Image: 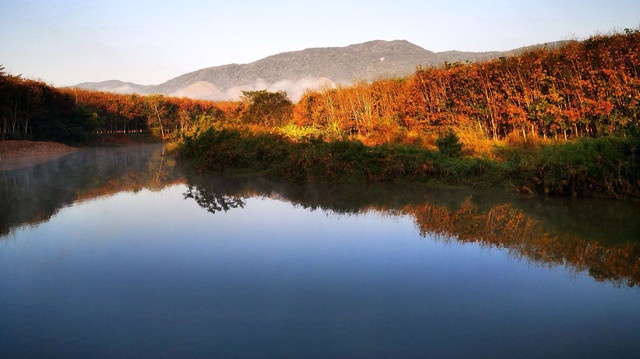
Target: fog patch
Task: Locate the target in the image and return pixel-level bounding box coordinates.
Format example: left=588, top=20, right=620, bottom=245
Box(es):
left=266, top=77, right=336, bottom=101
left=170, top=77, right=337, bottom=102
left=97, top=84, right=140, bottom=94
left=170, top=81, right=224, bottom=100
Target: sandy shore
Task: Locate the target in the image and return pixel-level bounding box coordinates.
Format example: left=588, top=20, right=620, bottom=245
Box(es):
left=0, top=140, right=79, bottom=171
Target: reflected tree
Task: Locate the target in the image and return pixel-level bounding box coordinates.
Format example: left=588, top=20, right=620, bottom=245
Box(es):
left=404, top=197, right=640, bottom=287
left=183, top=185, right=246, bottom=214
left=0, top=145, right=181, bottom=236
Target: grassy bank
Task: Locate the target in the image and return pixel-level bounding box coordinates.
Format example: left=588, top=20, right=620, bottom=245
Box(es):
left=178, top=127, right=640, bottom=200
left=497, top=134, right=640, bottom=199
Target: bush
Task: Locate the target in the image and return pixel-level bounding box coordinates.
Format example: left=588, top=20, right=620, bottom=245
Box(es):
left=436, top=130, right=463, bottom=157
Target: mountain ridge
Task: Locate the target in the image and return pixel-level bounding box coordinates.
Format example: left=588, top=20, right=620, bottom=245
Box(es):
left=76, top=39, right=569, bottom=101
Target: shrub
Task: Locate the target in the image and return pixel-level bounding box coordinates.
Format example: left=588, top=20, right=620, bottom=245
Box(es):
left=436, top=130, right=463, bottom=157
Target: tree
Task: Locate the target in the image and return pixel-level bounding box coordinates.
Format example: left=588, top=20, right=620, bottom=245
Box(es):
left=436, top=130, right=463, bottom=157
left=145, top=94, right=172, bottom=138
left=239, top=90, right=292, bottom=127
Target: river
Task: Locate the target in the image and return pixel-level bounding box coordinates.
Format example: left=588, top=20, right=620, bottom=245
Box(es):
left=1, top=145, right=639, bottom=358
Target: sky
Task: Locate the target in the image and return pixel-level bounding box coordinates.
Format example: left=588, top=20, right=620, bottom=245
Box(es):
left=1, top=0, right=638, bottom=87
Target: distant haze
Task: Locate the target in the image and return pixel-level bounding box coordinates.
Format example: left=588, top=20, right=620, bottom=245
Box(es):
left=75, top=39, right=568, bottom=101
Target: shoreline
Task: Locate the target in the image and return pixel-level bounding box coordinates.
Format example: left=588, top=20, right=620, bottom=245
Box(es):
left=0, top=140, right=80, bottom=171
left=179, top=127, right=640, bottom=201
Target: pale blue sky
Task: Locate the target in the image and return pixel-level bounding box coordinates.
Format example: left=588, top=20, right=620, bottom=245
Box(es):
left=1, top=0, right=638, bottom=86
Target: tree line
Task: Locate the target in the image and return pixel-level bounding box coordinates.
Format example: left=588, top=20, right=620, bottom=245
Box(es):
left=0, top=67, right=236, bottom=143
left=68, top=90, right=236, bottom=140
left=0, top=67, right=288, bottom=144
left=291, top=29, right=640, bottom=144
left=0, top=66, right=92, bottom=143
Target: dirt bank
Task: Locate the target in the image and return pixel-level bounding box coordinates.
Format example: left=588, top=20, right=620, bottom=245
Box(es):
left=0, top=140, right=79, bottom=171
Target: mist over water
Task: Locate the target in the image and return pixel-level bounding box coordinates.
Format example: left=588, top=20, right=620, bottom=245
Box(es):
left=0, top=144, right=177, bottom=236
left=1, top=145, right=639, bottom=357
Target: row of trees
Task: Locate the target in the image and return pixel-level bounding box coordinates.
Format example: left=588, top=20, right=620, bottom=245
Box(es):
left=292, top=29, right=640, bottom=143
left=67, top=89, right=235, bottom=140
left=67, top=89, right=292, bottom=141
left=0, top=66, right=93, bottom=143
left=0, top=68, right=293, bottom=144
left=0, top=67, right=236, bottom=143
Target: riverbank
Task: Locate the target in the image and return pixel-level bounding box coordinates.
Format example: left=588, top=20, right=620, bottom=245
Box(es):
left=179, top=127, right=640, bottom=200
left=0, top=140, right=79, bottom=159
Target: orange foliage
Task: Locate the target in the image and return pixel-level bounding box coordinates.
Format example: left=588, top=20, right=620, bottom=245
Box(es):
left=59, top=88, right=240, bottom=140
left=292, top=30, right=640, bottom=144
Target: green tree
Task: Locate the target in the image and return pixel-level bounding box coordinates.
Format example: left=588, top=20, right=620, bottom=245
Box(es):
left=240, top=90, right=292, bottom=127
left=436, top=130, right=463, bottom=157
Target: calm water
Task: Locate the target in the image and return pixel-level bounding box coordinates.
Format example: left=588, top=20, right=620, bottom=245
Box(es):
left=1, top=145, right=639, bottom=358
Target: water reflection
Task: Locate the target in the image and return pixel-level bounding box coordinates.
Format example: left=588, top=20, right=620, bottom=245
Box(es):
left=183, top=185, right=245, bottom=214
left=0, top=144, right=181, bottom=235
left=1, top=145, right=639, bottom=287
left=405, top=198, right=640, bottom=287
left=182, top=171, right=640, bottom=287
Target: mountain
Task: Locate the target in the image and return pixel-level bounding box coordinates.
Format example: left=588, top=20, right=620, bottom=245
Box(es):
left=75, top=40, right=569, bottom=101
left=74, top=80, right=152, bottom=94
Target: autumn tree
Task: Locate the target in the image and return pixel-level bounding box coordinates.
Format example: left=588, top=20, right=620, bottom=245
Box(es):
left=145, top=94, right=174, bottom=139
